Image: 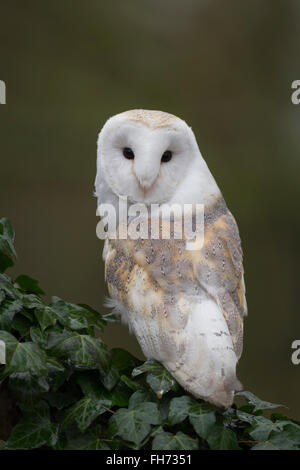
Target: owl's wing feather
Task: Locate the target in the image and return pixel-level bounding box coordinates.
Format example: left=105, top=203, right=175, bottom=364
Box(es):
left=191, top=206, right=247, bottom=359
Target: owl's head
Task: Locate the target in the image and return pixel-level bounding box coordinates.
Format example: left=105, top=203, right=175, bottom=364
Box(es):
left=95, top=110, right=220, bottom=206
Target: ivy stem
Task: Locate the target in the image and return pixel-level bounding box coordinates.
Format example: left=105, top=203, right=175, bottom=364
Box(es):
left=238, top=440, right=260, bottom=444
left=18, top=330, right=30, bottom=342
left=101, top=405, right=115, bottom=414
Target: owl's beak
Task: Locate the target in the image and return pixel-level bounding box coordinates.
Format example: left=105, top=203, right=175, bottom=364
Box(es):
left=133, top=163, right=159, bottom=192
left=135, top=174, right=156, bottom=191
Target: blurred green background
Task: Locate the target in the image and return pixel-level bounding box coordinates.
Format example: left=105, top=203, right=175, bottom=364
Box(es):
left=0, top=0, right=299, bottom=417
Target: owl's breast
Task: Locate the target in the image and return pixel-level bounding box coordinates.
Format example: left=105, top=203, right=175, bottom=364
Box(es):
left=104, top=233, right=202, bottom=329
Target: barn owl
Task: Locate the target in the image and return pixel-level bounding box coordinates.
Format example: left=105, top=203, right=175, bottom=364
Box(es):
left=95, top=110, right=247, bottom=407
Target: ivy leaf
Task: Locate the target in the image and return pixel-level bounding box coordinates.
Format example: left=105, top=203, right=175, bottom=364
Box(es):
left=152, top=431, right=199, bottom=450
left=248, top=416, right=288, bottom=441
left=9, top=372, right=49, bottom=405
left=65, top=426, right=111, bottom=450
left=77, top=303, right=107, bottom=331
left=110, top=402, right=160, bottom=446
left=109, top=380, right=133, bottom=407
left=5, top=401, right=58, bottom=449
left=6, top=341, right=47, bottom=375
left=0, top=218, right=16, bottom=272
left=14, top=275, right=45, bottom=295
left=30, top=326, right=48, bottom=349
left=102, top=312, right=120, bottom=323
left=0, top=299, right=23, bottom=331
left=45, top=388, right=80, bottom=410
left=237, top=391, right=284, bottom=412
left=46, top=357, right=67, bottom=391
left=252, top=426, right=300, bottom=450
left=20, top=293, right=43, bottom=309
left=168, top=395, right=216, bottom=439
left=188, top=401, right=216, bottom=440
left=207, top=425, right=240, bottom=450
left=49, top=297, right=104, bottom=332
left=76, top=371, right=105, bottom=399
left=47, top=331, right=110, bottom=372
left=128, top=390, right=157, bottom=408
left=236, top=410, right=256, bottom=424
left=76, top=371, right=132, bottom=407
left=120, top=374, right=145, bottom=391
left=168, top=395, right=194, bottom=425
left=34, top=306, right=57, bottom=332
left=0, top=273, right=21, bottom=300
left=132, top=360, right=178, bottom=397
left=100, top=364, right=120, bottom=391
left=111, top=348, right=141, bottom=374
left=49, top=297, right=89, bottom=330
left=99, top=348, right=141, bottom=391
left=62, top=396, right=112, bottom=432
left=11, top=312, right=33, bottom=336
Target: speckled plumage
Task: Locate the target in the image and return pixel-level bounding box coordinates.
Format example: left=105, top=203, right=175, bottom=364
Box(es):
left=104, top=197, right=246, bottom=406
left=96, top=110, right=247, bottom=407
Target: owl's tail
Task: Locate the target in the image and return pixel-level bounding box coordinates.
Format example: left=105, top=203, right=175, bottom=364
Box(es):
left=163, top=298, right=242, bottom=408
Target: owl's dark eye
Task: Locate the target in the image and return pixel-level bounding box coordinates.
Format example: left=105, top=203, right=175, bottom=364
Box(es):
left=123, top=147, right=135, bottom=160
left=161, top=150, right=172, bottom=163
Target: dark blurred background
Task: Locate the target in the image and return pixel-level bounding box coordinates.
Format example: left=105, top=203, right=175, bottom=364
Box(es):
left=0, top=0, right=299, bottom=417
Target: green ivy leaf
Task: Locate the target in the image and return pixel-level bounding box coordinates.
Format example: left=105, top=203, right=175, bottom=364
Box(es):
left=5, top=401, right=58, bottom=449
left=120, top=374, right=145, bottom=391
left=20, top=293, right=43, bottom=309
left=207, top=425, right=240, bottom=450
left=132, top=360, right=178, bottom=397
left=152, top=431, right=199, bottom=450
left=11, top=312, right=33, bottom=336
left=49, top=297, right=89, bottom=330
left=50, top=297, right=104, bottom=332
left=14, top=275, right=45, bottom=295
left=110, top=401, right=160, bottom=446
left=102, top=312, right=120, bottom=323
left=109, top=380, right=133, bottom=407
left=65, top=426, right=111, bottom=450
left=0, top=218, right=16, bottom=272
left=111, top=348, right=141, bottom=374
left=47, top=331, right=110, bottom=372
left=128, top=390, right=156, bottom=408
left=189, top=401, right=216, bottom=440
left=252, top=425, right=300, bottom=450
left=76, top=371, right=105, bottom=399
left=77, top=303, right=107, bottom=331
left=236, top=410, right=256, bottom=424
left=237, top=391, right=284, bottom=412
left=0, top=299, right=23, bottom=331
left=168, top=395, right=194, bottom=425
left=46, top=357, right=67, bottom=391
left=62, top=396, right=112, bottom=432
left=76, top=371, right=132, bottom=407
left=30, top=326, right=48, bottom=349
left=0, top=273, right=21, bottom=300
left=248, top=416, right=292, bottom=441
left=99, top=348, right=141, bottom=391
left=45, top=388, right=80, bottom=410
left=6, top=341, right=47, bottom=375
left=9, top=371, right=49, bottom=405
left=168, top=396, right=216, bottom=439
left=34, top=306, right=57, bottom=332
